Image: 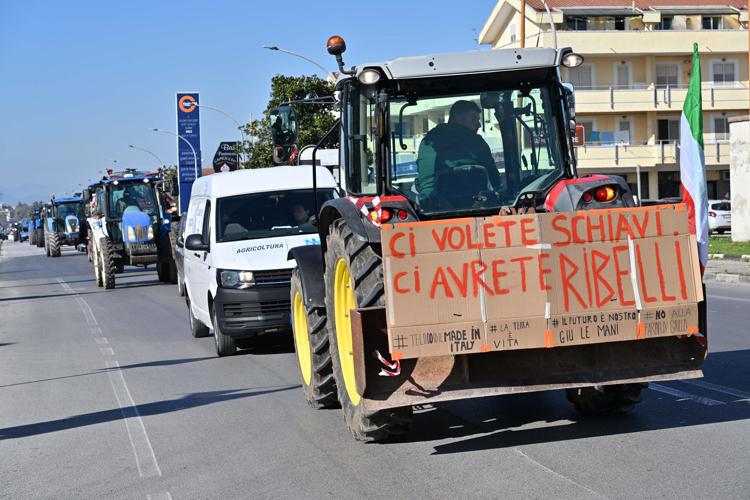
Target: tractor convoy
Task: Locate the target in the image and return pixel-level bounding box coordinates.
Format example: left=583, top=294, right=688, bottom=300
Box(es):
left=25, top=37, right=708, bottom=443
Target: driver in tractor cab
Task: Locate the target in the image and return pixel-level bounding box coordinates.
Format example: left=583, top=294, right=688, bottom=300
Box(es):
left=416, top=100, right=504, bottom=208
left=116, top=187, right=142, bottom=216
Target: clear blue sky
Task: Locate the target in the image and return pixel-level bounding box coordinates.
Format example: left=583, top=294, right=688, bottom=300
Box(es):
left=0, top=0, right=496, bottom=203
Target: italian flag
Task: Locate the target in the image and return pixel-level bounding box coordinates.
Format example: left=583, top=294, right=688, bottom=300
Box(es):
left=679, top=42, right=709, bottom=270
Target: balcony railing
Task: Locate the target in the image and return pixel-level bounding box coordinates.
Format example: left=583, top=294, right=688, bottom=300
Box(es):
left=576, top=140, right=730, bottom=168
left=572, top=82, right=748, bottom=112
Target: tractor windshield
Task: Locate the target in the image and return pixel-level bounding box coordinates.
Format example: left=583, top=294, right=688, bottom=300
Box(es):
left=109, top=181, right=159, bottom=219
left=56, top=202, right=83, bottom=224
left=387, top=84, right=565, bottom=214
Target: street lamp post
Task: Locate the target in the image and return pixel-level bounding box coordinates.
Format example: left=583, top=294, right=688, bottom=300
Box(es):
left=129, top=144, right=165, bottom=169
left=152, top=128, right=199, bottom=181
left=262, top=45, right=336, bottom=81
left=185, top=103, right=246, bottom=164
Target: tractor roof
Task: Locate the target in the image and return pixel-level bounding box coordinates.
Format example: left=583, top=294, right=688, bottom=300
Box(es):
left=354, top=47, right=558, bottom=81
left=54, top=197, right=83, bottom=204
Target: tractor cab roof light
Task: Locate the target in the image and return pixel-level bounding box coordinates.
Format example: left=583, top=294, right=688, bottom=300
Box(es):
left=358, top=68, right=381, bottom=85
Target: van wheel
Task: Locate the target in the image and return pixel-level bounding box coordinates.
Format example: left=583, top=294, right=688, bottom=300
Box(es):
left=566, top=383, right=646, bottom=415
left=212, top=306, right=236, bottom=356
left=187, top=294, right=210, bottom=338
left=325, top=218, right=412, bottom=441
left=291, top=269, right=339, bottom=409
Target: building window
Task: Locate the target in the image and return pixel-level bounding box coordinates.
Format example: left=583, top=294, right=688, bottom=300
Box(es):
left=702, top=16, right=723, bottom=30
left=713, top=116, right=729, bottom=141
left=659, top=16, right=673, bottom=30
left=628, top=172, right=650, bottom=200
left=658, top=172, right=681, bottom=199
left=711, top=60, right=736, bottom=86
left=655, top=63, right=680, bottom=88
left=657, top=118, right=680, bottom=142
left=616, top=118, right=631, bottom=144
left=614, top=61, right=631, bottom=89
left=565, top=16, right=587, bottom=31
left=566, top=63, right=594, bottom=89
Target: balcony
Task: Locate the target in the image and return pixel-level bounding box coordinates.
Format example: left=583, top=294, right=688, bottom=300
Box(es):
left=574, top=83, right=748, bottom=113
left=576, top=140, right=730, bottom=169
left=544, top=29, right=748, bottom=56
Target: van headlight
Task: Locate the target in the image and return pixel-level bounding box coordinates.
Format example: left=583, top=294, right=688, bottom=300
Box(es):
left=217, top=269, right=255, bottom=289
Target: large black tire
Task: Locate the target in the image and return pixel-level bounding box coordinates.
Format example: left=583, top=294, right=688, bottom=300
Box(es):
left=29, top=228, right=36, bottom=246
left=93, top=247, right=103, bottom=287
left=36, top=230, right=44, bottom=248
left=168, top=260, right=178, bottom=285
left=212, top=306, right=236, bottom=356
left=566, top=383, right=646, bottom=415
left=187, top=294, right=210, bottom=338
left=101, top=238, right=116, bottom=289
left=290, top=269, right=339, bottom=409
left=48, top=233, right=61, bottom=257
left=44, top=232, right=50, bottom=256
left=324, top=218, right=412, bottom=441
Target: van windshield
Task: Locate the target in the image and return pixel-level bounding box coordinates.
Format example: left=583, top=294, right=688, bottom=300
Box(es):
left=216, top=188, right=337, bottom=243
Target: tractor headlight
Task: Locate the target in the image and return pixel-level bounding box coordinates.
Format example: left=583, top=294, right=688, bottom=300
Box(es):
left=147, top=225, right=154, bottom=240
left=127, top=226, right=136, bottom=240
left=217, top=269, right=255, bottom=289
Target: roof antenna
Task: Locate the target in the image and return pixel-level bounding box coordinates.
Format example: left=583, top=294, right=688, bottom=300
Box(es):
left=539, top=0, right=557, bottom=50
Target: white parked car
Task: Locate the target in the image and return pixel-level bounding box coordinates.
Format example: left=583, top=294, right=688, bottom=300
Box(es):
left=183, top=166, right=338, bottom=356
left=708, top=200, right=731, bottom=234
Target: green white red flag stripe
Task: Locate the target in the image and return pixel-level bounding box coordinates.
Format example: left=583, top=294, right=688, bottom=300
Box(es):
left=679, top=42, right=708, bottom=269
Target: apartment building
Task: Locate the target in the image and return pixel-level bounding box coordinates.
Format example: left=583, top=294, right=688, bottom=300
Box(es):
left=479, top=0, right=749, bottom=200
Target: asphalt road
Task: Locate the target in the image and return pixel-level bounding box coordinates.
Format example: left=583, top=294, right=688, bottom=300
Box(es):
left=1, top=240, right=749, bottom=499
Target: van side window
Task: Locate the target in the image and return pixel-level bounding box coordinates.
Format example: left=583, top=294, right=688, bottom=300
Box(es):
left=202, top=201, right=211, bottom=244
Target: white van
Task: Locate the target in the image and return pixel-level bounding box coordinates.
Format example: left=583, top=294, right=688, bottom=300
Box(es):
left=183, top=166, right=338, bottom=356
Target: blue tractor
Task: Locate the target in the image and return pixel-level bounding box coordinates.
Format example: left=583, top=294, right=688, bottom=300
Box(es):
left=85, top=170, right=176, bottom=289
left=44, top=196, right=85, bottom=257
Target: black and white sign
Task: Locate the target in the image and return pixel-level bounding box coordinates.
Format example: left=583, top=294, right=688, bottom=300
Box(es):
left=212, top=142, right=239, bottom=173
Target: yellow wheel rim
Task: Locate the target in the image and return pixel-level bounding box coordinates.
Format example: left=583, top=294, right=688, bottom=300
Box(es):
left=293, top=291, right=312, bottom=386
left=333, top=258, right=361, bottom=406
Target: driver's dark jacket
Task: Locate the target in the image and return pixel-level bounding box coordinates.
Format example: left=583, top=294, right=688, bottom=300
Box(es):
left=416, top=122, right=501, bottom=198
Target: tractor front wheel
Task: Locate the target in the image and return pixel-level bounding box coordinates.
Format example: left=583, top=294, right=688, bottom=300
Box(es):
left=291, top=269, right=338, bottom=409
left=324, top=218, right=412, bottom=441
left=48, top=233, right=61, bottom=257
left=101, top=238, right=116, bottom=289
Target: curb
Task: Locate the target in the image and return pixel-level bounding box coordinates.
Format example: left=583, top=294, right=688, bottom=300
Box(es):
left=708, top=253, right=750, bottom=262
left=704, top=272, right=750, bottom=284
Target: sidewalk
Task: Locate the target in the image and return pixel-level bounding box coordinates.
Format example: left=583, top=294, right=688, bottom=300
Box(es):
left=705, top=258, right=750, bottom=284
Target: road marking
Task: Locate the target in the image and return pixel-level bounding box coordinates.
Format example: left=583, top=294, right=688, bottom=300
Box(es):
left=649, top=383, right=725, bottom=406
left=708, top=294, right=750, bottom=303
left=514, top=449, right=604, bottom=498
left=94, top=337, right=109, bottom=345
left=147, top=492, right=173, bottom=500
left=57, top=277, right=162, bottom=479
left=681, top=379, right=750, bottom=401
left=105, top=360, right=162, bottom=478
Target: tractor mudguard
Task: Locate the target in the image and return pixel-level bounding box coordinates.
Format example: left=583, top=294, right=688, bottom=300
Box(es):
left=288, top=245, right=326, bottom=309
left=545, top=174, right=635, bottom=212
left=318, top=198, right=380, bottom=253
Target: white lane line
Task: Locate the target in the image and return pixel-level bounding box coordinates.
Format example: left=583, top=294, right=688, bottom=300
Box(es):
left=147, top=492, right=173, bottom=500
left=90, top=327, right=102, bottom=335
left=681, top=379, right=750, bottom=402
left=105, top=360, right=162, bottom=478
left=708, top=294, right=750, bottom=303
left=649, top=383, right=725, bottom=406
left=94, top=337, right=109, bottom=345
left=514, top=449, right=604, bottom=498
left=57, top=277, right=162, bottom=479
